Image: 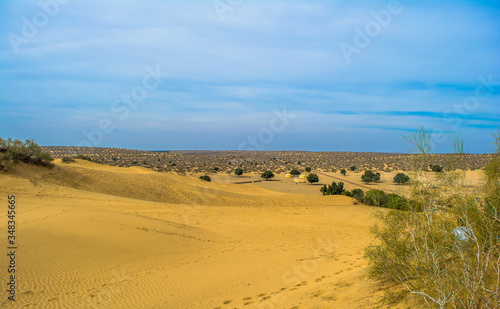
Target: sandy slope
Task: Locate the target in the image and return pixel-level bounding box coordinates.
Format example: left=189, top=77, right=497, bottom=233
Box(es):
left=0, top=160, right=387, bottom=308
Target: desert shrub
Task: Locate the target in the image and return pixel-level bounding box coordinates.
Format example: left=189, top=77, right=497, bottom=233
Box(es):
left=365, top=127, right=500, bottom=308
left=305, top=167, right=311, bottom=172
left=0, top=138, right=53, bottom=171
left=342, top=190, right=353, bottom=197
left=307, top=173, right=319, bottom=184
left=320, top=181, right=345, bottom=195
left=290, top=169, right=301, bottom=176
left=74, top=154, right=92, bottom=161
left=386, top=193, right=414, bottom=211
left=199, top=175, right=211, bottom=182
left=341, top=168, right=346, bottom=176
left=350, top=165, right=357, bottom=171
left=430, top=164, right=444, bottom=172
left=261, top=170, right=274, bottom=180
left=393, top=172, right=410, bottom=184
left=234, top=167, right=243, bottom=176
left=351, top=188, right=364, bottom=201
left=61, top=156, right=75, bottom=163
left=363, top=189, right=389, bottom=207
left=361, top=170, right=381, bottom=183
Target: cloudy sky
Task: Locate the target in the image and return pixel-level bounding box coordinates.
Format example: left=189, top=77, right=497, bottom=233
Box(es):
left=1, top=0, right=499, bottom=153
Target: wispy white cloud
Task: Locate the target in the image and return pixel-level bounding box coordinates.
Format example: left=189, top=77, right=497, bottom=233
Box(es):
left=0, top=0, right=499, bottom=152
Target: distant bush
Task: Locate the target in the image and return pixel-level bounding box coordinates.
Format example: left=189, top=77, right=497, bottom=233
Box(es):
left=234, top=167, right=243, bottom=176
left=430, top=164, right=444, bottom=172
left=0, top=138, right=53, bottom=171
left=362, top=189, right=389, bottom=207
left=74, top=154, right=92, bottom=161
left=350, top=165, right=357, bottom=171
left=341, top=168, right=346, bottom=176
left=199, top=175, right=211, bottom=182
left=305, top=167, right=311, bottom=172
left=306, top=173, right=319, bottom=184
left=320, top=181, right=345, bottom=195
left=393, top=172, right=410, bottom=184
left=290, top=169, right=301, bottom=176
left=261, top=170, right=274, bottom=180
left=61, top=156, right=75, bottom=163
left=351, top=188, right=364, bottom=201
left=361, top=170, right=381, bottom=183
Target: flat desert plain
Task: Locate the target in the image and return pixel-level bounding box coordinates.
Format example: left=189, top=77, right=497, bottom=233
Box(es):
left=1, top=160, right=408, bottom=308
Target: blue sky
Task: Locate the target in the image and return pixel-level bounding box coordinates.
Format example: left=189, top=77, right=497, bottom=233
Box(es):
left=1, top=0, right=499, bottom=153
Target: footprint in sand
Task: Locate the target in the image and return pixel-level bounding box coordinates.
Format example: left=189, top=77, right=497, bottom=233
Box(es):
left=311, top=290, right=325, bottom=298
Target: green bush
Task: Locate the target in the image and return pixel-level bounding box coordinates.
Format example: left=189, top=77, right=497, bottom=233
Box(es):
left=234, top=167, right=243, bottom=176
left=342, top=190, right=353, bottom=197
left=361, top=171, right=381, bottom=183
left=290, top=169, right=301, bottom=176
left=386, top=193, right=411, bottom=211
left=306, top=173, right=319, bottom=184
left=0, top=138, right=53, bottom=171
left=393, top=172, right=410, bottom=184
left=351, top=188, right=364, bottom=201
left=341, top=168, right=346, bottom=176
left=320, top=181, right=345, bottom=195
left=430, top=164, right=444, bottom=172
left=61, top=156, right=75, bottom=163
left=261, top=170, right=274, bottom=180
left=199, top=175, right=211, bottom=182
left=73, top=154, right=92, bottom=161
left=305, top=167, right=311, bottom=172
left=362, top=189, right=389, bottom=207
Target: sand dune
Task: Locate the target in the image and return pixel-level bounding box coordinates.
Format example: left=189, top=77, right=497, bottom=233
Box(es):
left=0, top=160, right=388, bottom=308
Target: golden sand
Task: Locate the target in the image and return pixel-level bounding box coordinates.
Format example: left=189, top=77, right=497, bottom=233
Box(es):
left=0, top=160, right=389, bottom=308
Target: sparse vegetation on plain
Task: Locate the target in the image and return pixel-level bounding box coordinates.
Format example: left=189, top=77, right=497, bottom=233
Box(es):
left=40, top=146, right=492, bottom=176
